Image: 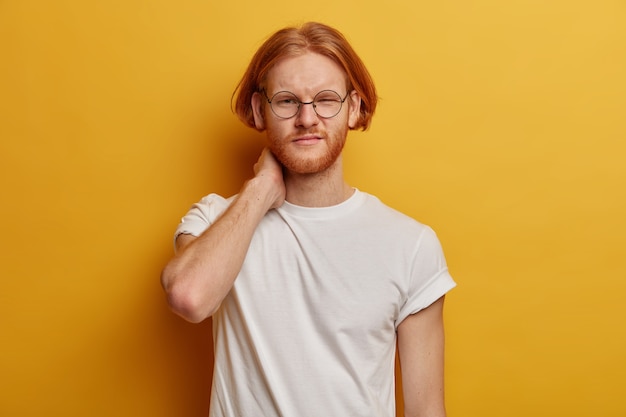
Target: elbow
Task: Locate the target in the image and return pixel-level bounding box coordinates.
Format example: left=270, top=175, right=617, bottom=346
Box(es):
left=165, top=289, right=210, bottom=324
left=160, top=266, right=216, bottom=323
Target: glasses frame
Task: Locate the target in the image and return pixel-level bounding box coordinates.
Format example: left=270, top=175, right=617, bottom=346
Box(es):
left=262, top=89, right=350, bottom=119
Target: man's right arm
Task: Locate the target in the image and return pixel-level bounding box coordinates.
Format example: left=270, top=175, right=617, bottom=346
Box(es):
left=160, top=149, right=285, bottom=323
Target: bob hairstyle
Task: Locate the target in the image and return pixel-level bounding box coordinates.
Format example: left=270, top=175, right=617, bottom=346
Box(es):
left=233, top=22, right=377, bottom=131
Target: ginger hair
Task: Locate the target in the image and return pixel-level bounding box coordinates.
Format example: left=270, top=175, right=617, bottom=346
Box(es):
left=233, top=22, right=377, bottom=131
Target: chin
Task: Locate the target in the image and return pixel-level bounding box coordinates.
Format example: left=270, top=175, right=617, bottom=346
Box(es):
left=279, top=157, right=329, bottom=175
left=276, top=145, right=344, bottom=175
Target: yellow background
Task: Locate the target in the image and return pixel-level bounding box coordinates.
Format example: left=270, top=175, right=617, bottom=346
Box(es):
left=2, top=1, right=625, bottom=416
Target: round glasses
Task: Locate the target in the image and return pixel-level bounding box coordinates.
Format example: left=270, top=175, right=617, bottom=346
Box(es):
left=263, top=90, right=350, bottom=119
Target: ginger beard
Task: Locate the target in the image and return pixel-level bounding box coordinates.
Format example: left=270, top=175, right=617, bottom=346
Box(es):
left=265, top=123, right=349, bottom=175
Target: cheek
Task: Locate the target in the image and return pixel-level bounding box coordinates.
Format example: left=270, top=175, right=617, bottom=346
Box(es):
left=264, top=120, right=286, bottom=142
left=264, top=124, right=290, bottom=154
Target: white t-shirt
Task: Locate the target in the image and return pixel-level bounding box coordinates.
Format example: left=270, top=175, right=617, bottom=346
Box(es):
left=175, top=189, right=456, bottom=417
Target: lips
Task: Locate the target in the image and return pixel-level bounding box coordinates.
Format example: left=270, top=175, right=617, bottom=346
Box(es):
left=293, top=134, right=323, bottom=145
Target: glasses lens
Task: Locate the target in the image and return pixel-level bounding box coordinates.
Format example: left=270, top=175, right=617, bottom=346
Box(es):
left=270, top=92, right=300, bottom=118
left=313, top=90, right=343, bottom=118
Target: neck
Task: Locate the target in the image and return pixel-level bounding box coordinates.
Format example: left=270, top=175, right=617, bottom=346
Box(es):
left=283, top=156, right=353, bottom=207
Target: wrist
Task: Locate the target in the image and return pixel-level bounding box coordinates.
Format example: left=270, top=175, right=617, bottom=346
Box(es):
left=243, top=176, right=282, bottom=211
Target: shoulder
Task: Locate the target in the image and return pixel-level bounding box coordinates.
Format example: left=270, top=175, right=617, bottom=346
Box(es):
left=174, top=193, right=235, bottom=239
left=359, top=191, right=428, bottom=232
left=357, top=191, right=449, bottom=255
left=189, top=193, right=234, bottom=222
left=196, top=192, right=233, bottom=208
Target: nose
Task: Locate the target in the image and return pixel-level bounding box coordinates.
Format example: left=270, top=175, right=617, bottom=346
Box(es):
left=295, top=102, right=319, bottom=128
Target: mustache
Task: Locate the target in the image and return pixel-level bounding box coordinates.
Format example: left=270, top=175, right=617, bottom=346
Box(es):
left=290, top=129, right=325, bottom=139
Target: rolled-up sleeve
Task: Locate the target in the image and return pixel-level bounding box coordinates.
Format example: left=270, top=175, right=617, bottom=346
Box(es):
left=173, top=193, right=233, bottom=246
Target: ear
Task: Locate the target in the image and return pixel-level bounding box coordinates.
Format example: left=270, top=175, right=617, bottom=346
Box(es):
left=251, top=92, right=266, bottom=131
left=347, top=90, right=362, bottom=129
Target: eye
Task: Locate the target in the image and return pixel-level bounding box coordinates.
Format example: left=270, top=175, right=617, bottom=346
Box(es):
left=276, top=98, right=298, bottom=105
left=272, top=93, right=299, bottom=106
left=314, top=91, right=342, bottom=103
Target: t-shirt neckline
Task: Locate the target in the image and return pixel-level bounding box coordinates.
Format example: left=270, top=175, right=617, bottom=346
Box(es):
left=278, top=188, right=365, bottom=219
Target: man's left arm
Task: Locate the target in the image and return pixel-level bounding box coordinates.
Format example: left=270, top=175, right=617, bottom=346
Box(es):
left=397, top=296, right=447, bottom=417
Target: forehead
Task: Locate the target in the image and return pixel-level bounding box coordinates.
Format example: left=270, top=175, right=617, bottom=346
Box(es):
left=265, top=52, right=348, bottom=95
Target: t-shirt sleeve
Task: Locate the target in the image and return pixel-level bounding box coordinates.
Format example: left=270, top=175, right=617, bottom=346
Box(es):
left=173, top=193, right=232, bottom=246
left=396, top=225, right=456, bottom=327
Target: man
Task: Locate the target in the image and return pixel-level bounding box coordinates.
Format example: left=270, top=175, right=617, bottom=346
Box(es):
left=161, top=22, right=456, bottom=417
